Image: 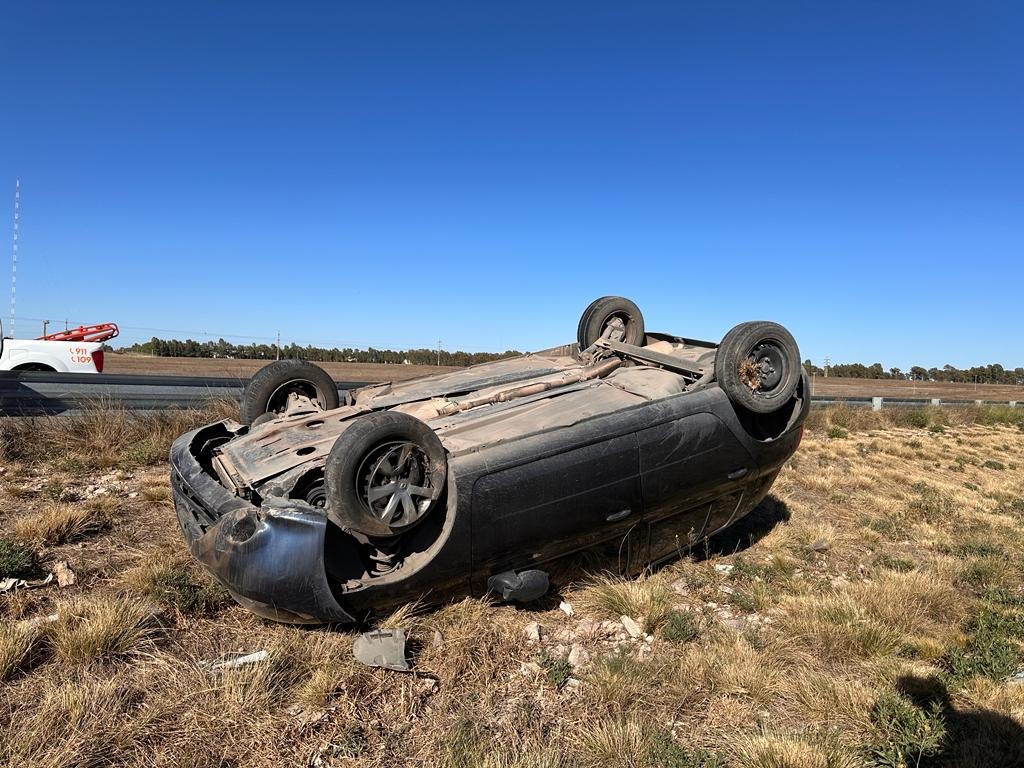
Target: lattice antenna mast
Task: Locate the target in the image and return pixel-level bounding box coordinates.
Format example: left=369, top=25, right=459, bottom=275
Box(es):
left=10, top=178, right=19, bottom=338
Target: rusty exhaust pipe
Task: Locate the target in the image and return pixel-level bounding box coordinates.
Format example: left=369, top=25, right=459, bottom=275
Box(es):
left=439, top=358, right=621, bottom=416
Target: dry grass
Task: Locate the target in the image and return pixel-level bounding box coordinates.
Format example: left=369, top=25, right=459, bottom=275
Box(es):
left=12, top=502, right=111, bottom=545
left=0, top=400, right=238, bottom=469
left=731, top=731, right=861, bottom=768
left=573, top=573, right=674, bottom=633
left=50, top=596, right=157, bottom=665
left=0, top=402, right=1022, bottom=766
left=0, top=622, right=39, bottom=681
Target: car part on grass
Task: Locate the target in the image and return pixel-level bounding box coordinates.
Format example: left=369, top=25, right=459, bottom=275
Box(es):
left=353, top=629, right=410, bottom=671
left=487, top=569, right=550, bottom=603
left=201, top=650, right=270, bottom=673
left=0, top=573, right=53, bottom=592
left=239, top=359, right=340, bottom=425
left=170, top=295, right=810, bottom=625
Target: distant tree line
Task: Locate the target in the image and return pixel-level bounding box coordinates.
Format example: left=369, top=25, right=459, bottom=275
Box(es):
left=115, top=337, right=521, bottom=367
left=803, top=360, right=1024, bottom=385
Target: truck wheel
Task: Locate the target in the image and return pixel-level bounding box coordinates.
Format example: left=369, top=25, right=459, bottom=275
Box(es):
left=715, top=321, right=800, bottom=414
left=577, top=296, right=645, bottom=349
left=325, top=411, right=447, bottom=538
left=240, top=360, right=339, bottom=425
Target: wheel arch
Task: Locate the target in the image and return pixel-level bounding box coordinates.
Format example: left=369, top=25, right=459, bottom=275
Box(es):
left=11, top=361, right=60, bottom=372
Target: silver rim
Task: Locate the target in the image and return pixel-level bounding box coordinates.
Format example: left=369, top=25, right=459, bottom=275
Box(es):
left=356, top=441, right=435, bottom=527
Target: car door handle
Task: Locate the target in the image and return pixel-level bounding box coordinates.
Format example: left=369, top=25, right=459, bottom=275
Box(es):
left=606, top=508, right=632, bottom=522
left=727, top=468, right=749, bottom=480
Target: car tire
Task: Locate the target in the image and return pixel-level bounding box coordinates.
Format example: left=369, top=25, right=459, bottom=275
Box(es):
left=577, top=296, right=645, bottom=349
left=325, top=411, right=447, bottom=538
left=240, top=360, right=340, bottom=425
left=576, top=295, right=613, bottom=349
left=715, top=321, right=801, bottom=414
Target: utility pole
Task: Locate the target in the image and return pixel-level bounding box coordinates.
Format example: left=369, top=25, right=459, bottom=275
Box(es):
left=437, top=339, right=442, bottom=367
left=275, top=331, right=281, bottom=360
left=824, top=355, right=830, bottom=378
left=10, top=178, right=19, bottom=338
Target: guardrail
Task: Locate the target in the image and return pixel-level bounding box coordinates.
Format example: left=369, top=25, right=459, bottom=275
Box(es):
left=810, top=395, right=1020, bottom=410
left=0, top=371, right=367, bottom=416
left=0, top=371, right=1020, bottom=416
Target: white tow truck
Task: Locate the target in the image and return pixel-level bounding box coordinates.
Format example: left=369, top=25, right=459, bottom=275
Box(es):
left=0, top=321, right=117, bottom=373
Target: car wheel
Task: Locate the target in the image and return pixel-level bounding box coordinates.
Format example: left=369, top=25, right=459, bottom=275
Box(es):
left=577, top=296, right=645, bottom=349
left=576, top=295, right=613, bottom=349
left=240, top=360, right=340, bottom=425
left=715, top=321, right=801, bottom=414
left=325, top=411, right=447, bottom=538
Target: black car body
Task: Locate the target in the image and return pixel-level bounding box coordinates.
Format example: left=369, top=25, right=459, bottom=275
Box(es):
left=171, top=302, right=809, bottom=624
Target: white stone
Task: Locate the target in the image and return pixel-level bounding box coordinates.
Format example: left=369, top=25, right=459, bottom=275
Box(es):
left=620, top=615, right=643, bottom=639
left=568, top=644, right=590, bottom=669
left=524, top=621, right=543, bottom=643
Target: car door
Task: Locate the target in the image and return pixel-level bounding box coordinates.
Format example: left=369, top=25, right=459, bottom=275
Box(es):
left=637, top=411, right=756, bottom=563
left=470, top=431, right=642, bottom=578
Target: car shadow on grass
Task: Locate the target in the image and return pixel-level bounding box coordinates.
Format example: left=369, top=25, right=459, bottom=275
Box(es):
left=542, top=494, right=792, bottom=602
left=894, top=673, right=1024, bottom=767
left=691, top=493, right=792, bottom=562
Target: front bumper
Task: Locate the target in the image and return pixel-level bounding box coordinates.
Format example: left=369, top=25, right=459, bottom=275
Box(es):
left=170, top=425, right=356, bottom=625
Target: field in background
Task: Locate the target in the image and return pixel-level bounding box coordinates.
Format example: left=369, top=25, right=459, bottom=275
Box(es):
left=104, top=353, right=459, bottom=381
left=811, top=375, right=1024, bottom=402
left=1, top=404, right=1023, bottom=766
left=106, top=354, right=1024, bottom=401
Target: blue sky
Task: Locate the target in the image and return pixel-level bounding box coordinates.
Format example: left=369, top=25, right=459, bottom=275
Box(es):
left=1, top=2, right=1021, bottom=369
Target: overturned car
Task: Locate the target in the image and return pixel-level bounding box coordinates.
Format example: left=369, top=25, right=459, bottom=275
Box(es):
left=170, top=297, right=808, bottom=624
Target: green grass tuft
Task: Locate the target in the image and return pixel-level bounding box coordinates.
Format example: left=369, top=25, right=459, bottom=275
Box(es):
left=945, top=604, right=1024, bottom=684
left=661, top=610, right=700, bottom=644
left=536, top=650, right=573, bottom=690
left=0, top=537, right=43, bottom=579
left=868, top=690, right=946, bottom=768
left=141, top=567, right=229, bottom=616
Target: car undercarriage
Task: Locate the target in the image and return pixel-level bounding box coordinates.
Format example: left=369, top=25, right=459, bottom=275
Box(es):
left=171, top=297, right=808, bottom=624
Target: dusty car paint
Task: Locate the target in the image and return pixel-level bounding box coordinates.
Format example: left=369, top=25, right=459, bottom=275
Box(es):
left=171, top=332, right=809, bottom=624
